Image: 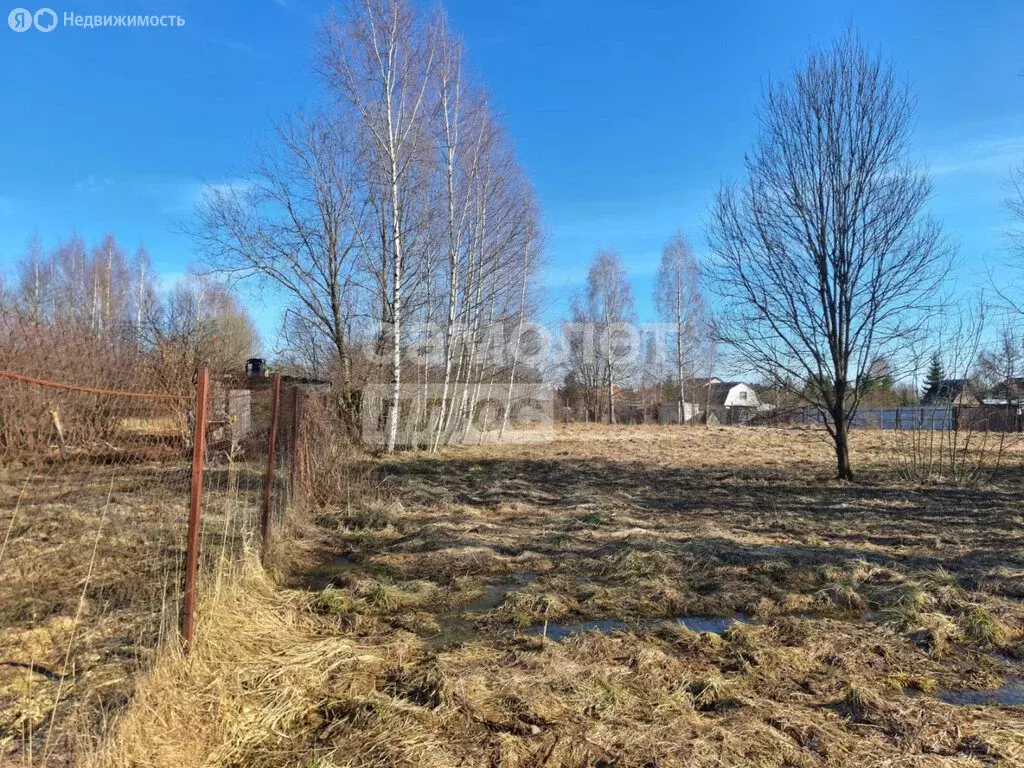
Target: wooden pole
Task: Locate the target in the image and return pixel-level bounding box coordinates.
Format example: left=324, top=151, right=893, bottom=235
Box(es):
left=49, top=408, right=68, bottom=459
left=181, top=368, right=209, bottom=652
left=261, top=372, right=282, bottom=556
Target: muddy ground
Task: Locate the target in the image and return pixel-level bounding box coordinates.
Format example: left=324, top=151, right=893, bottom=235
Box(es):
left=6, top=424, right=1024, bottom=766
left=283, top=425, right=1024, bottom=766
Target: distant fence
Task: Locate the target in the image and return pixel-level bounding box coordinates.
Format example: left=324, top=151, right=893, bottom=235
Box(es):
left=787, top=405, right=1024, bottom=432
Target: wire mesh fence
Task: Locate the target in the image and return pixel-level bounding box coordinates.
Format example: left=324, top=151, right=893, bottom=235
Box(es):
left=0, top=313, right=308, bottom=764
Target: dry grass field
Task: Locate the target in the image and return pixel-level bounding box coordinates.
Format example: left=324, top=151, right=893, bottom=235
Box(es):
left=5, top=424, right=1024, bottom=766
left=0, top=459, right=262, bottom=765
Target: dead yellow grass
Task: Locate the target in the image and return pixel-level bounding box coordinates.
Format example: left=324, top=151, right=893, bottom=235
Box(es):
left=13, top=425, right=1024, bottom=766
left=89, top=558, right=394, bottom=768
left=0, top=460, right=263, bottom=765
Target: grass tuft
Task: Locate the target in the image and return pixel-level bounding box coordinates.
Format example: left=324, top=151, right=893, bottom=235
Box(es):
left=840, top=684, right=884, bottom=723
left=88, top=558, right=390, bottom=768
left=959, top=606, right=1009, bottom=648
left=365, top=582, right=405, bottom=612
left=309, top=586, right=350, bottom=616
left=689, top=675, right=740, bottom=712
left=812, top=583, right=866, bottom=613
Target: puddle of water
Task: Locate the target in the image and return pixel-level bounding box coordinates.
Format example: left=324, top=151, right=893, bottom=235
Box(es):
left=528, top=615, right=743, bottom=642
left=421, top=581, right=522, bottom=650
left=461, top=583, right=515, bottom=613
left=425, top=615, right=478, bottom=650
left=992, top=652, right=1024, bottom=667
left=676, top=616, right=738, bottom=634
left=531, top=619, right=630, bottom=642
left=936, top=677, right=1024, bottom=707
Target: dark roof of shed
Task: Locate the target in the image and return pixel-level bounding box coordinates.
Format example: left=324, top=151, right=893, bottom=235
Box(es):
left=704, top=381, right=746, bottom=407
left=921, top=379, right=968, bottom=405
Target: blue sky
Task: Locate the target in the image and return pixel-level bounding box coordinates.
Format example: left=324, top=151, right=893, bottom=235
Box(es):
left=1, top=0, right=1022, bottom=352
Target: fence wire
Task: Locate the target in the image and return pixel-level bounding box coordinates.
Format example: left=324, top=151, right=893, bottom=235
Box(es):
left=0, top=313, right=301, bottom=765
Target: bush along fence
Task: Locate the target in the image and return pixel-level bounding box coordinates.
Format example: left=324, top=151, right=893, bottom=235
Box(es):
left=0, top=356, right=312, bottom=758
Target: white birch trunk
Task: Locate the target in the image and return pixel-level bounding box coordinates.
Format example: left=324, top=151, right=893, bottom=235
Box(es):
left=500, top=242, right=530, bottom=439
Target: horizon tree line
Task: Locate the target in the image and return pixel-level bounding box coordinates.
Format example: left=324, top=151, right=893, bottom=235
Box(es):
left=0, top=231, right=258, bottom=393
left=4, top=19, right=1024, bottom=475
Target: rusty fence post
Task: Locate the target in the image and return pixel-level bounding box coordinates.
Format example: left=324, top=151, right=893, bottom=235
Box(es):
left=289, top=386, right=301, bottom=504
left=182, top=367, right=209, bottom=652
left=261, top=372, right=282, bottom=556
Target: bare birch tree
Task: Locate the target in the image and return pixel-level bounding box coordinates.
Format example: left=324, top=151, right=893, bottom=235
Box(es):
left=994, top=164, right=1024, bottom=315
left=500, top=208, right=543, bottom=438
left=193, top=1, right=542, bottom=450
left=16, top=233, right=47, bottom=322
left=6, top=233, right=240, bottom=392
left=654, top=231, right=704, bottom=424
left=14, top=232, right=151, bottom=347
left=430, top=32, right=488, bottom=450
left=570, top=250, right=636, bottom=424
left=195, top=111, right=365, bottom=399
left=1010, top=164, right=1024, bottom=257
left=320, top=0, right=436, bottom=452
left=709, top=33, right=951, bottom=479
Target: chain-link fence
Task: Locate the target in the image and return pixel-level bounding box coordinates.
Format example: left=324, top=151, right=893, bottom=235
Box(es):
left=0, top=313, right=308, bottom=765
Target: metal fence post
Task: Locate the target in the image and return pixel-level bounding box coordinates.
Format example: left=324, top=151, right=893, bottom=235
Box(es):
left=261, top=372, right=282, bottom=556
left=182, top=367, right=209, bottom=652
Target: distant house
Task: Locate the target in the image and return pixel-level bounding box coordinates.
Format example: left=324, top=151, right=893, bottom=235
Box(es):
left=702, top=381, right=761, bottom=423
left=656, top=378, right=718, bottom=424
left=920, top=379, right=971, bottom=406
left=1004, top=377, right=1024, bottom=397
left=658, top=380, right=761, bottom=425
left=984, top=377, right=1024, bottom=405
left=705, top=381, right=760, bottom=409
